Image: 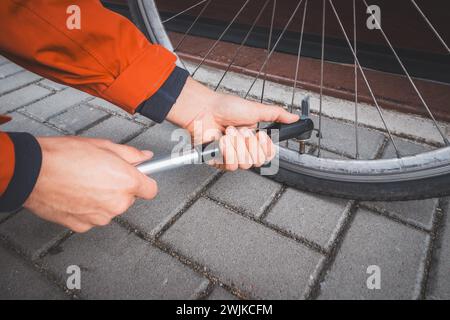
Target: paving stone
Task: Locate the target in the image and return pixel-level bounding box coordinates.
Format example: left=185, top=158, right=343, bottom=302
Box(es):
left=207, top=286, right=239, bottom=300
left=37, top=79, right=67, bottom=91
left=319, top=209, right=429, bottom=300
left=161, top=198, right=323, bottom=299
left=265, top=189, right=349, bottom=248
left=0, top=85, right=51, bottom=114
left=40, top=222, right=206, bottom=299
left=382, top=137, right=433, bottom=159
left=362, top=199, right=438, bottom=230
left=48, top=104, right=109, bottom=134
left=1, top=112, right=61, bottom=136
left=309, top=116, right=385, bottom=159
left=427, top=202, right=450, bottom=299
left=0, top=56, right=10, bottom=65
left=0, top=245, right=67, bottom=299
left=88, top=97, right=133, bottom=118
left=0, top=210, right=68, bottom=259
left=206, top=170, right=281, bottom=218
left=0, top=63, right=23, bottom=78
left=123, top=123, right=217, bottom=235
left=23, top=87, right=91, bottom=121
left=0, top=71, right=41, bottom=95
left=81, top=116, right=143, bottom=143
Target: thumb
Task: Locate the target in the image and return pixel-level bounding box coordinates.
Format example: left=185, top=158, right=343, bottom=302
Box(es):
left=255, top=103, right=300, bottom=124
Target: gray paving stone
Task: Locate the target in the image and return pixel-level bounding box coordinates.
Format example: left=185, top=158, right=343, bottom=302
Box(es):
left=319, top=209, right=429, bottom=300
left=48, top=104, right=109, bottom=134
left=309, top=116, right=385, bottom=159
left=0, top=85, right=51, bottom=114
left=38, top=79, right=67, bottom=91
left=0, top=56, right=10, bottom=65
left=123, top=123, right=217, bottom=235
left=362, top=199, right=438, bottom=230
left=382, top=137, right=433, bottom=159
left=0, top=63, right=23, bottom=78
left=0, top=210, right=68, bottom=259
left=265, top=189, right=349, bottom=248
left=40, top=222, right=206, bottom=299
left=81, top=116, right=143, bottom=143
left=23, top=88, right=91, bottom=121
left=427, top=202, right=450, bottom=299
left=88, top=97, right=133, bottom=118
left=161, top=198, right=323, bottom=299
left=206, top=170, right=281, bottom=218
left=207, top=286, right=239, bottom=300
left=1, top=112, right=61, bottom=136
left=0, top=245, right=67, bottom=299
left=0, top=71, right=41, bottom=95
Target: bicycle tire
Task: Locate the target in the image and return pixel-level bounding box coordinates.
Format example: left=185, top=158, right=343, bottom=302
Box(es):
left=126, top=0, right=450, bottom=201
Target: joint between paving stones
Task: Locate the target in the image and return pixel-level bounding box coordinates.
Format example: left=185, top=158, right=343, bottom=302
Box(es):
left=113, top=218, right=250, bottom=299
left=419, top=198, right=449, bottom=299
left=305, top=200, right=359, bottom=300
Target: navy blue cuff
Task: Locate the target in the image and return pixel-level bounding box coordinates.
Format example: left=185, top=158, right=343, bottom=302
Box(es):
left=0, top=132, right=42, bottom=213
left=137, top=66, right=190, bottom=123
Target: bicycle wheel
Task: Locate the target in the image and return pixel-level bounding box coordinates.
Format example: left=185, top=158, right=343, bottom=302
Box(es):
left=120, top=0, right=450, bottom=201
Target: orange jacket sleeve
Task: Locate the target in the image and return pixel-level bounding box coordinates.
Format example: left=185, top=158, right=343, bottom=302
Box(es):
left=0, top=0, right=177, bottom=114
left=0, top=1, right=190, bottom=211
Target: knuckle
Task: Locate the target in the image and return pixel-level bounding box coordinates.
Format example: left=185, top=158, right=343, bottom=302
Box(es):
left=71, top=224, right=92, bottom=233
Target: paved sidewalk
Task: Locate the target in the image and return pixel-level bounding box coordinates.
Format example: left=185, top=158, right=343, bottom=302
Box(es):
left=0, top=57, right=449, bottom=300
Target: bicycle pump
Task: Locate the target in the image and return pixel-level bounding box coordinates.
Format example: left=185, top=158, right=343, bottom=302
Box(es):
left=136, top=97, right=314, bottom=176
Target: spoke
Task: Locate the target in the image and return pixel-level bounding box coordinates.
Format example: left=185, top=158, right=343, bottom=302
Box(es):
left=174, top=0, right=213, bottom=52
left=328, top=0, right=402, bottom=158
left=361, top=0, right=449, bottom=146
left=191, top=0, right=252, bottom=77
left=317, top=0, right=326, bottom=158
left=290, top=0, right=308, bottom=113
left=353, top=0, right=359, bottom=159
left=162, top=0, right=209, bottom=24
left=244, top=0, right=305, bottom=99
left=410, top=0, right=450, bottom=54
left=214, top=0, right=271, bottom=91
left=261, top=0, right=277, bottom=104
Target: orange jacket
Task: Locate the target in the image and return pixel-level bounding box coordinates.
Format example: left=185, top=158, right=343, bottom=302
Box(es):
left=0, top=0, right=184, bottom=211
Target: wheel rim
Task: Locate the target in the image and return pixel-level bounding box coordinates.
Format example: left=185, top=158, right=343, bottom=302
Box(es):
left=129, top=0, right=450, bottom=182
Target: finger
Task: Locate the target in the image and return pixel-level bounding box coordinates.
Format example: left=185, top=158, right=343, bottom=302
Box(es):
left=230, top=127, right=253, bottom=170
left=256, top=131, right=276, bottom=162
left=59, top=214, right=94, bottom=233
left=220, top=133, right=239, bottom=171
left=253, top=103, right=299, bottom=124
left=241, top=128, right=266, bottom=167
left=134, top=173, right=158, bottom=200
left=83, top=214, right=112, bottom=227
left=90, top=139, right=153, bottom=164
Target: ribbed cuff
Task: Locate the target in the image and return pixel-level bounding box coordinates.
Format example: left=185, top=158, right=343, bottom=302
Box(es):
left=0, top=132, right=42, bottom=212
left=137, top=66, right=190, bottom=123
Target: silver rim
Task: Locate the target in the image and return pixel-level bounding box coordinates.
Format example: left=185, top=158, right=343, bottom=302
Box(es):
left=136, top=0, right=450, bottom=183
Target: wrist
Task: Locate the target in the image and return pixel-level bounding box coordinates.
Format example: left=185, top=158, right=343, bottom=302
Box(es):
left=166, top=77, right=220, bottom=130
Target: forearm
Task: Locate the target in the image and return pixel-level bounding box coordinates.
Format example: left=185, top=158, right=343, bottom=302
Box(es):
left=0, top=0, right=179, bottom=117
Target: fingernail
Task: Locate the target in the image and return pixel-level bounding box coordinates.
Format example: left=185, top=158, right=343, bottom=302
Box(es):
left=241, top=128, right=252, bottom=138
left=226, top=126, right=238, bottom=135
left=142, top=150, right=153, bottom=158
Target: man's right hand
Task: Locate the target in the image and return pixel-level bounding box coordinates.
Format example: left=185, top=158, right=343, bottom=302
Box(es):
left=24, top=137, right=157, bottom=233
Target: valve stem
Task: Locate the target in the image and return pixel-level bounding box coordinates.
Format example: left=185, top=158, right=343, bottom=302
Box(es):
left=299, top=95, right=311, bottom=154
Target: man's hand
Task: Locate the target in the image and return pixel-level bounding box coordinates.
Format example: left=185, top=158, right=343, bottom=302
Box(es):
left=24, top=137, right=157, bottom=233
left=167, top=78, right=299, bottom=170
